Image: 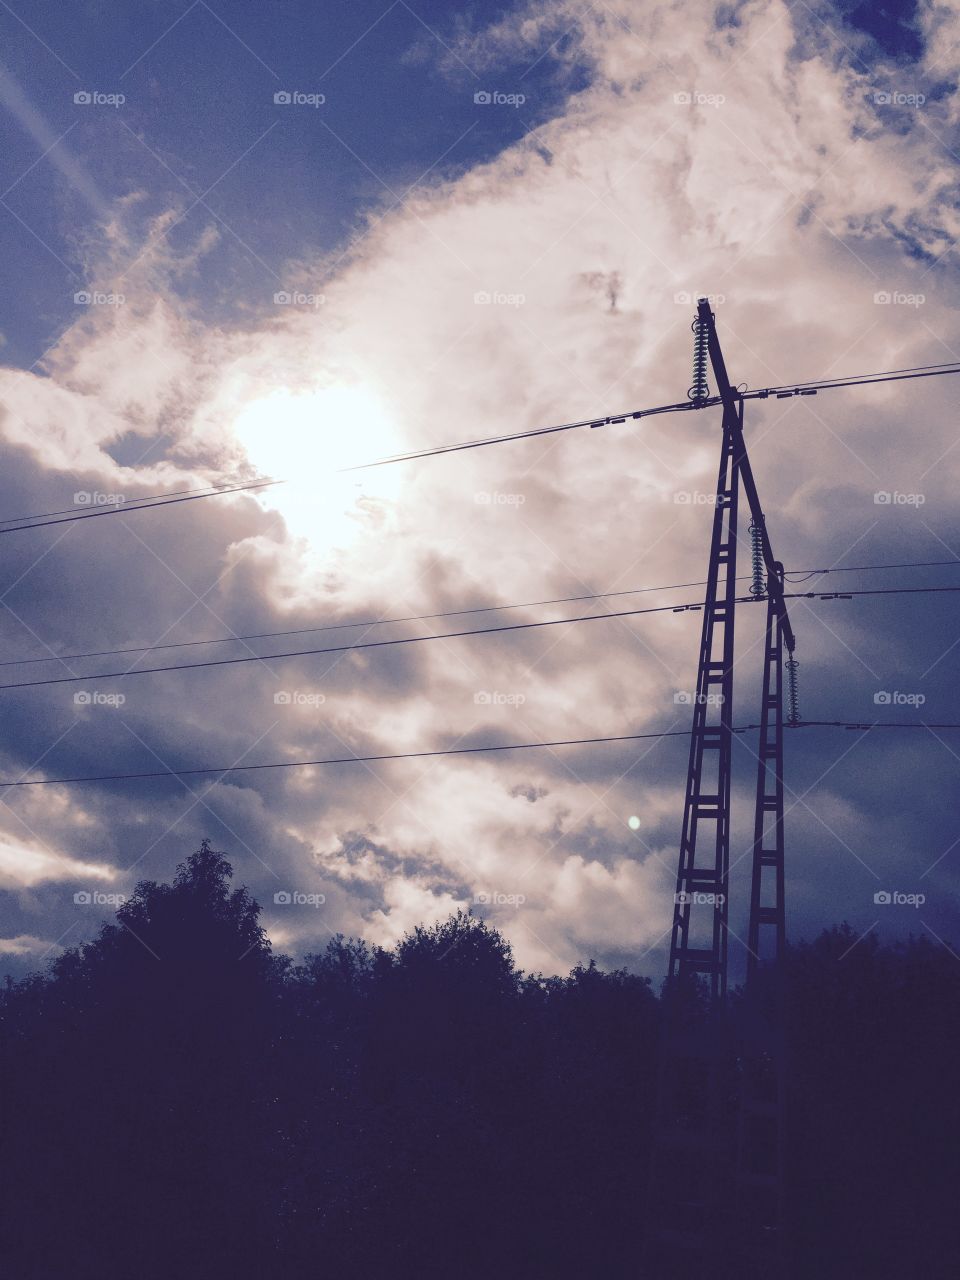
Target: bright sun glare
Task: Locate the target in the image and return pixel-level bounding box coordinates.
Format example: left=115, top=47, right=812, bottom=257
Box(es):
left=233, top=385, right=403, bottom=548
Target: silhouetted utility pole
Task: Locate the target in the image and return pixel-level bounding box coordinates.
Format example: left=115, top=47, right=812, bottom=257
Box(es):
left=647, top=299, right=796, bottom=1279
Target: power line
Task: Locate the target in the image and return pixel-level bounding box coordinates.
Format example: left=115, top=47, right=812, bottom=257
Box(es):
left=0, top=478, right=282, bottom=535
left=772, top=359, right=960, bottom=387
left=343, top=400, right=694, bottom=470
left=0, top=729, right=697, bottom=787
left=3, top=557, right=956, bottom=672
left=1, top=719, right=956, bottom=789
left=782, top=557, right=960, bottom=583
left=0, top=600, right=716, bottom=691
left=0, top=574, right=718, bottom=669
left=744, top=362, right=960, bottom=399
left=796, top=720, right=960, bottom=730
left=0, top=481, right=267, bottom=526
left=788, top=584, right=960, bottom=601
left=346, top=362, right=960, bottom=470
left=5, top=360, right=958, bottom=534
left=0, top=582, right=957, bottom=694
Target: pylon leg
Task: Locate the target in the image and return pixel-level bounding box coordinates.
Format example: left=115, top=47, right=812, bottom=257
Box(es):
left=736, top=567, right=787, bottom=1277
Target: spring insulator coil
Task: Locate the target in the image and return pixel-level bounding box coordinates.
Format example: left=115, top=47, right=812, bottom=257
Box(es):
left=688, top=316, right=710, bottom=402
left=786, top=657, right=800, bottom=725
left=749, top=518, right=766, bottom=597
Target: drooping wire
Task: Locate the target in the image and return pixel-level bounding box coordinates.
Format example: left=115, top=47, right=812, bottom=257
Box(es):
left=0, top=582, right=957, bottom=694
left=352, top=363, right=960, bottom=469
left=0, top=558, right=956, bottom=672
left=784, top=557, right=960, bottom=584
left=0, top=480, right=277, bottom=529
left=0, top=478, right=282, bottom=536
left=4, top=362, right=958, bottom=513
left=4, top=720, right=960, bottom=789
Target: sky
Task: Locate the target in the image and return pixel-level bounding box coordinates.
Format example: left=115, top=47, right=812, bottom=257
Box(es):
left=0, top=0, right=958, bottom=983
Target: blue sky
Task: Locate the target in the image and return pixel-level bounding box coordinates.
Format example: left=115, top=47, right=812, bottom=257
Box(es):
left=0, top=0, right=958, bottom=982
left=0, top=0, right=582, bottom=365
left=0, top=0, right=924, bottom=364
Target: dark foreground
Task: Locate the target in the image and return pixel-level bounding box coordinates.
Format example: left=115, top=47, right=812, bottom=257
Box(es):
left=2, top=843, right=958, bottom=1278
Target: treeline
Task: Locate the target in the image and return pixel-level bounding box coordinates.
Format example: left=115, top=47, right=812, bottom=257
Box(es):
left=1, top=842, right=958, bottom=1278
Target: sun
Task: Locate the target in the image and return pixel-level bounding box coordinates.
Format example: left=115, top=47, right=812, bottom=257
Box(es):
left=232, top=384, right=403, bottom=548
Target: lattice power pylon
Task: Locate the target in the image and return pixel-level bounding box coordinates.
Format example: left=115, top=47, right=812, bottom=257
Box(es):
left=668, top=392, right=741, bottom=1000
left=647, top=299, right=796, bottom=1279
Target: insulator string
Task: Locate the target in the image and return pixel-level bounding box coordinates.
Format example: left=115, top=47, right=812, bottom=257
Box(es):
left=688, top=314, right=711, bottom=402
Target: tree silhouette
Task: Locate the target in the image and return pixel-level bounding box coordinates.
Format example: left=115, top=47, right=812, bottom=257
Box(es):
left=2, top=849, right=959, bottom=1279
left=2, top=842, right=283, bottom=1280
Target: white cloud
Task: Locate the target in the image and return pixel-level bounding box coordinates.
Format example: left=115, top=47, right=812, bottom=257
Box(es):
left=0, top=933, right=54, bottom=956
left=0, top=838, right=117, bottom=889
left=362, top=876, right=468, bottom=949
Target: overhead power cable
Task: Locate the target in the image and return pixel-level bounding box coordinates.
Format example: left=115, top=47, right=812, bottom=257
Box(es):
left=743, top=362, right=960, bottom=399
left=0, top=478, right=282, bottom=535
left=346, top=362, right=960, bottom=470
left=7, top=361, right=957, bottom=529
left=0, top=574, right=719, bottom=669
left=1, top=557, right=955, bottom=672
left=0, top=583, right=957, bottom=693
left=0, top=480, right=273, bottom=527
left=782, top=557, right=960, bottom=583
left=799, top=720, right=960, bottom=731
left=0, top=600, right=719, bottom=690
left=1, top=720, right=957, bottom=789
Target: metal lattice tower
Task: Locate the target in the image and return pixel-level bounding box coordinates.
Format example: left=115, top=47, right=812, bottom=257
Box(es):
left=647, top=299, right=796, bottom=1279
left=668, top=395, right=741, bottom=1000
left=646, top=331, right=743, bottom=1280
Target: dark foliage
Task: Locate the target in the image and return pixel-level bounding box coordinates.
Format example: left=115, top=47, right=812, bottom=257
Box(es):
left=1, top=846, right=958, bottom=1278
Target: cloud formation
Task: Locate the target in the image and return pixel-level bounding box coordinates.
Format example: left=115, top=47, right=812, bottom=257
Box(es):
left=1, top=0, right=958, bottom=978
